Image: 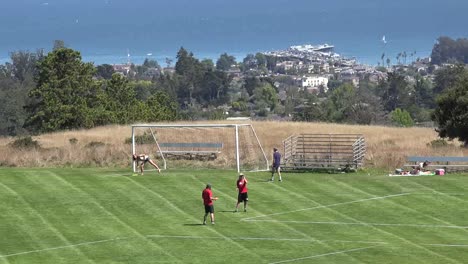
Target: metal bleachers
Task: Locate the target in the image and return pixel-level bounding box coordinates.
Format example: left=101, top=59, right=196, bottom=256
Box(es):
left=282, top=134, right=366, bottom=172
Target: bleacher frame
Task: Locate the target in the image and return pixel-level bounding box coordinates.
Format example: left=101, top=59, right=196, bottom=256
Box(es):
left=282, top=134, right=366, bottom=172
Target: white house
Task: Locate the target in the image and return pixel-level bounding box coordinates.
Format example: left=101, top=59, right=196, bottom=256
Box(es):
left=301, top=76, right=329, bottom=92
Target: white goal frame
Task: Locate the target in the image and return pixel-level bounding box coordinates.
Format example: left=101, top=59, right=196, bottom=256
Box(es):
left=131, top=124, right=269, bottom=173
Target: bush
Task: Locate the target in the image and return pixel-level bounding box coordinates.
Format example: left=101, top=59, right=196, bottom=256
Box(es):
left=85, top=141, right=106, bottom=148
left=427, top=139, right=449, bottom=148
left=9, top=136, right=41, bottom=149
left=69, top=138, right=78, bottom=145
left=391, top=108, right=414, bottom=127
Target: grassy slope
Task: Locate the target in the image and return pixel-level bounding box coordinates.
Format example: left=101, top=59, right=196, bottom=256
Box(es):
left=1, top=168, right=468, bottom=263
left=1, top=121, right=467, bottom=169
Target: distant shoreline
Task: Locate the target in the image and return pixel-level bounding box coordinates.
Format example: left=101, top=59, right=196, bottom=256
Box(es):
left=0, top=48, right=431, bottom=67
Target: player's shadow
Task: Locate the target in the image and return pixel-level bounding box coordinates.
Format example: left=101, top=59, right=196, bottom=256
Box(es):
left=183, top=223, right=204, bottom=226
left=220, top=210, right=237, bottom=213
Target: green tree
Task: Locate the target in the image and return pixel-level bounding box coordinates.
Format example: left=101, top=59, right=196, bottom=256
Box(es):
left=413, top=75, right=434, bottom=108
left=9, top=50, right=44, bottom=82
left=101, top=74, right=140, bottom=123
left=431, top=36, right=468, bottom=65
left=329, top=83, right=356, bottom=122
left=53, top=40, right=66, bottom=51
left=242, top=54, right=257, bottom=71
left=433, top=64, right=465, bottom=95
left=432, top=71, right=468, bottom=146
left=145, top=91, right=179, bottom=121
left=255, top=53, right=267, bottom=70
left=174, top=47, right=203, bottom=103
left=143, top=58, right=159, bottom=68
left=378, top=72, right=410, bottom=112
left=253, top=82, right=278, bottom=112
left=391, top=108, right=414, bottom=127
left=201, top=59, right=215, bottom=72
left=25, top=48, right=98, bottom=132
left=95, top=64, right=115, bottom=79
left=216, top=53, right=236, bottom=71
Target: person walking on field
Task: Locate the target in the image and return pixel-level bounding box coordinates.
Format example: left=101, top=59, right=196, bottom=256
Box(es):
left=133, top=153, right=161, bottom=175
left=270, top=148, right=282, bottom=182
left=235, top=173, right=248, bottom=212
left=202, top=184, right=218, bottom=225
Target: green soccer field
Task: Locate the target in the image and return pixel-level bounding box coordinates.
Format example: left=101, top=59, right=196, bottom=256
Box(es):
left=1, top=168, right=468, bottom=263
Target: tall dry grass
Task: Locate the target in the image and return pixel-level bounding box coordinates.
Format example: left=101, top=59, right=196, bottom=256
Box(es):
left=0, top=121, right=466, bottom=169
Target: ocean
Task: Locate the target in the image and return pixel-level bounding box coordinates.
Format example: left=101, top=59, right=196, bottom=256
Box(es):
left=1, top=0, right=467, bottom=66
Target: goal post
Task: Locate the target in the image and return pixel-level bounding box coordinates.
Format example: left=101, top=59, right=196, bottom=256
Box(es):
left=131, top=124, right=269, bottom=173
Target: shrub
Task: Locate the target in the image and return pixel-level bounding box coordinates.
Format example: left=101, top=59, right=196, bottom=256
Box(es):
left=391, top=108, right=414, bottom=127
left=85, top=141, right=106, bottom=148
left=69, top=138, right=78, bottom=145
left=427, top=139, right=449, bottom=148
left=9, top=136, right=41, bottom=149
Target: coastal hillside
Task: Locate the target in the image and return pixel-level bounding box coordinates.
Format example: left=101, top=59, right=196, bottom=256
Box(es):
left=0, top=121, right=466, bottom=169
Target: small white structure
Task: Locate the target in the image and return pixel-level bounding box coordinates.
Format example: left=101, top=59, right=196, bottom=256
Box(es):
left=301, top=76, right=329, bottom=92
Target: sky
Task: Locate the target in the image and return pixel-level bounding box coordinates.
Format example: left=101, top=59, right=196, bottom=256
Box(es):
left=1, top=0, right=467, bottom=64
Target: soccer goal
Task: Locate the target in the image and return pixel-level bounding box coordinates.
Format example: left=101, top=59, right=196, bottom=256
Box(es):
left=130, top=124, right=269, bottom=173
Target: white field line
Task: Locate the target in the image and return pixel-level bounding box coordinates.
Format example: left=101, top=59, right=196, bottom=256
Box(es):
left=145, top=234, right=388, bottom=245
left=424, top=244, right=468, bottom=247
left=245, top=220, right=468, bottom=229
left=0, top=235, right=385, bottom=259
left=268, top=246, right=378, bottom=264
left=0, top=237, right=128, bottom=259
left=7, top=234, right=468, bottom=260
left=242, top=193, right=411, bottom=221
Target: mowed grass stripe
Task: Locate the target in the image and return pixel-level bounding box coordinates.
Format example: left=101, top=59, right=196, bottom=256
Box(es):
left=329, top=177, right=465, bottom=263
left=1, top=168, right=468, bottom=263
left=123, top=172, right=268, bottom=263
left=333, top=177, right=467, bottom=228
left=185, top=172, right=338, bottom=263
left=0, top=181, right=68, bottom=262
left=237, top=173, right=389, bottom=264
left=47, top=170, right=184, bottom=263
left=249, top=174, right=463, bottom=264
left=0, top=176, right=95, bottom=263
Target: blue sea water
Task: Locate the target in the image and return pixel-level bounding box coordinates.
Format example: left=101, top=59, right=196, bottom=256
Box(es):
left=1, top=0, right=467, bottom=65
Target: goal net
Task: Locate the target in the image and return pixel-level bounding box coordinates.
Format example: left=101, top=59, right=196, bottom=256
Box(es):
left=130, top=124, right=269, bottom=172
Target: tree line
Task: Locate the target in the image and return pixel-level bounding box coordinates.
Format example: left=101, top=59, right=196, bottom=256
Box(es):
left=431, top=36, right=468, bottom=65
left=1, top=42, right=467, bottom=145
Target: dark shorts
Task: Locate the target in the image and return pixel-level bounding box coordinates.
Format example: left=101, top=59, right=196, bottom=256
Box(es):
left=238, top=192, right=248, bottom=202
left=204, top=204, right=214, bottom=214
left=272, top=165, right=280, bottom=172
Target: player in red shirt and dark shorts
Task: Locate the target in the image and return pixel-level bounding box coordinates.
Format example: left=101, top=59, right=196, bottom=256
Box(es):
left=202, top=184, right=218, bottom=225
left=235, top=173, right=248, bottom=212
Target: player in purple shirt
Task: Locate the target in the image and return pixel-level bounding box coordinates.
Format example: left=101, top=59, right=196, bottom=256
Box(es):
left=270, top=148, right=282, bottom=182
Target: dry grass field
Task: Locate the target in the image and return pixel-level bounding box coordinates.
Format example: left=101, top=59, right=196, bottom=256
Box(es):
left=0, top=121, right=466, bottom=169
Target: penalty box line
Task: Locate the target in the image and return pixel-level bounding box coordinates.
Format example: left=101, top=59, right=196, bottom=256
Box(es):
left=242, top=193, right=411, bottom=221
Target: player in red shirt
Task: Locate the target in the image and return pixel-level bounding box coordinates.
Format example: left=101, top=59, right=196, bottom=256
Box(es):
left=235, top=173, right=248, bottom=212
left=202, top=184, right=218, bottom=225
